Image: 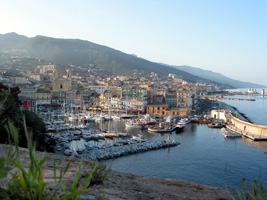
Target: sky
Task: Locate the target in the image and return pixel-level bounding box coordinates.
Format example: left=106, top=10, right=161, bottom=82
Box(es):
left=1, top=0, right=267, bottom=86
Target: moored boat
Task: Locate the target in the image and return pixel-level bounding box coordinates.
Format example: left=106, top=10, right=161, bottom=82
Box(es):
left=223, top=131, right=242, bottom=138
left=125, top=119, right=142, bottom=128
left=208, top=122, right=224, bottom=128
left=148, top=125, right=176, bottom=133
left=176, top=121, right=185, bottom=133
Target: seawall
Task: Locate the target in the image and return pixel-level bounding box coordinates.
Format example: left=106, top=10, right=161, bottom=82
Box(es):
left=229, top=115, right=267, bottom=140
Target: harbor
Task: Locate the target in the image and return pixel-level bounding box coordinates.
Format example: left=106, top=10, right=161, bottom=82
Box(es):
left=38, top=92, right=267, bottom=191
left=42, top=109, right=186, bottom=160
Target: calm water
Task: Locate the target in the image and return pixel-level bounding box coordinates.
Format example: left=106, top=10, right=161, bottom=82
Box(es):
left=99, top=93, right=267, bottom=191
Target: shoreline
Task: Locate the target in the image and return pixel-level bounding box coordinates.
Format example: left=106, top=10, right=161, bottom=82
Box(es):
left=0, top=144, right=233, bottom=200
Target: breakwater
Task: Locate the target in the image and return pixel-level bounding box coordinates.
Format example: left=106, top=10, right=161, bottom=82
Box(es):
left=80, top=140, right=179, bottom=161
left=228, top=115, right=267, bottom=141
left=220, top=102, right=267, bottom=140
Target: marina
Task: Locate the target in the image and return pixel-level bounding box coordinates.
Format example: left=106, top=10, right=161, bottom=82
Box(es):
left=38, top=91, right=267, bottom=191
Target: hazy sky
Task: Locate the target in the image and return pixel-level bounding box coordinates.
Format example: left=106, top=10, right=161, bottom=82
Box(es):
left=1, top=0, right=266, bottom=86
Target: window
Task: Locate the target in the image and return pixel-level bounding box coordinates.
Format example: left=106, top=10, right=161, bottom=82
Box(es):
left=32, top=101, right=34, bottom=106
left=60, top=84, right=63, bottom=89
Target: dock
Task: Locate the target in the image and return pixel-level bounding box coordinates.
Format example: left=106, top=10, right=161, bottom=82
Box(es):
left=79, top=140, right=179, bottom=161
left=202, top=97, right=256, bottom=101
left=220, top=97, right=255, bottom=101
left=226, top=125, right=267, bottom=141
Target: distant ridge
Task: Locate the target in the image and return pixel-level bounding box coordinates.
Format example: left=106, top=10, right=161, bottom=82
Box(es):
left=0, top=32, right=204, bottom=82
left=0, top=32, right=264, bottom=88
left=164, top=65, right=265, bottom=88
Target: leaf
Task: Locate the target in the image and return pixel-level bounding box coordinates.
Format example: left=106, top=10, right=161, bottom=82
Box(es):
left=0, top=166, right=12, bottom=178
left=71, top=166, right=81, bottom=192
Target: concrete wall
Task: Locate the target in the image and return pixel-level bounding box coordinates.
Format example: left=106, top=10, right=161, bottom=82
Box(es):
left=230, top=115, right=267, bottom=137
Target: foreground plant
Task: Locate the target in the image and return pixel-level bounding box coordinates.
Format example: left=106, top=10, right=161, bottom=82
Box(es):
left=0, top=118, right=109, bottom=199
left=233, top=177, right=267, bottom=200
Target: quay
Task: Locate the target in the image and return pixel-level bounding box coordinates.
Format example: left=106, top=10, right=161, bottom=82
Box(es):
left=215, top=102, right=267, bottom=141
left=220, top=97, right=255, bottom=101
left=204, top=97, right=256, bottom=101
left=226, top=125, right=267, bottom=141
left=79, top=140, right=179, bottom=161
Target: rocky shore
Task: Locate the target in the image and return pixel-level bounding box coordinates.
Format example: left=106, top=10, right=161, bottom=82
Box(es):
left=0, top=144, right=233, bottom=200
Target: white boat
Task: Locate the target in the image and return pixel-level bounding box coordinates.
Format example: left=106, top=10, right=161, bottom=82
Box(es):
left=111, top=115, right=121, bottom=120
left=125, top=120, right=142, bottom=128
left=176, top=121, right=185, bottom=133
left=64, top=149, right=74, bottom=156
left=85, top=114, right=96, bottom=122
left=132, top=135, right=147, bottom=142
left=77, top=124, right=88, bottom=129
left=69, top=115, right=78, bottom=121
left=224, top=132, right=242, bottom=138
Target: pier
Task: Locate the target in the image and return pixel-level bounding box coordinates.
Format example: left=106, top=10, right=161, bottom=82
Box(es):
left=204, top=97, right=256, bottom=101
left=79, top=140, right=179, bottom=161
left=220, top=97, right=255, bottom=101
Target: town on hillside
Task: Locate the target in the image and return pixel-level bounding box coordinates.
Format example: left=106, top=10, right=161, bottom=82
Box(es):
left=0, top=57, right=224, bottom=115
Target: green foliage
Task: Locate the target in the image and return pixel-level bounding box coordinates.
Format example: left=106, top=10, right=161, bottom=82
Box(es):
left=0, top=86, right=23, bottom=145
left=22, top=110, right=46, bottom=134
left=233, top=177, right=267, bottom=200
left=0, top=84, right=53, bottom=151
left=88, top=162, right=111, bottom=186
left=0, top=119, right=110, bottom=199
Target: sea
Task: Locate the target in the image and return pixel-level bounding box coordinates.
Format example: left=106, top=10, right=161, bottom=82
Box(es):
left=100, top=88, right=267, bottom=192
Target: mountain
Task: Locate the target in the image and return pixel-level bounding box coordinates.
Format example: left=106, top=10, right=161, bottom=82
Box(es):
left=0, top=32, right=263, bottom=88
left=0, top=33, right=207, bottom=82
left=167, top=65, right=265, bottom=88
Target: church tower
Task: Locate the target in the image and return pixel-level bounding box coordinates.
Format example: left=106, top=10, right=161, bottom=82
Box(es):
left=52, top=69, right=72, bottom=92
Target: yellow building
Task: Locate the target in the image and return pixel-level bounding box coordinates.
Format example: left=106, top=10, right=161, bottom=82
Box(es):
left=146, top=103, right=189, bottom=116
left=147, top=103, right=168, bottom=115
left=19, top=85, right=37, bottom=99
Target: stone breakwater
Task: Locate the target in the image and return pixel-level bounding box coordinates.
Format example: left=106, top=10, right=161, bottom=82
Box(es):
left=80, top=140, right=179, bottom=161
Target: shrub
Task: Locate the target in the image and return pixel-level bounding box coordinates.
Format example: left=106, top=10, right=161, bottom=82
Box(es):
left=233, top=177, right=267, bottom=200
left=0, top=118, right=109, bottom=199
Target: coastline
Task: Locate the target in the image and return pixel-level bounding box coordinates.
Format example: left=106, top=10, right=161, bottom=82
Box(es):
left=0, top=144, right=233, bottom=200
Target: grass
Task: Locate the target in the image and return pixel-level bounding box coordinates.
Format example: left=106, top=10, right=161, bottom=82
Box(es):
left=0, top=118, right=109, bottom=199
left=233, top=177, right=267, bottom=200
